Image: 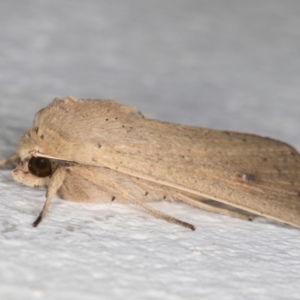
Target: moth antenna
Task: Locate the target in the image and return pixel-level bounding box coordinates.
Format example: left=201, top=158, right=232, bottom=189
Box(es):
left=0, top=154, right=19, bottom=167
left=32, top=168, right=66, bottom=227
left=128, top=197, right=195, bottom=231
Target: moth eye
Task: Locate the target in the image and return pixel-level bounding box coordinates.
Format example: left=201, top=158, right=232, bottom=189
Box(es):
left=28, top=157, right=52, bottom=177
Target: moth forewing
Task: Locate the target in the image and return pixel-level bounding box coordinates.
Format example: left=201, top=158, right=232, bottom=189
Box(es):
left=87, top=107, right=300, bottom=229
left=1, top=96, right=300, bottom=230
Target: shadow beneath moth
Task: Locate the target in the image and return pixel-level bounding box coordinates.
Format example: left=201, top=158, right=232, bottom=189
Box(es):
left=1, top=96, right=300, bottom=231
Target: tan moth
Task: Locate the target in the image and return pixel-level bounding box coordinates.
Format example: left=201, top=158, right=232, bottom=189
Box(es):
left=1, top=96, right=300, bottom=230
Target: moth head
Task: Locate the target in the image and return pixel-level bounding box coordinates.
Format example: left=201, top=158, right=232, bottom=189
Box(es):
left=12, top=156, right=54, bottom=187
left=17, top=125, right=73, bottom=165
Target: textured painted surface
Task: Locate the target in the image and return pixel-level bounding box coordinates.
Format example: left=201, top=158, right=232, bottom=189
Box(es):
left=0, top=1, right=300, bottom=299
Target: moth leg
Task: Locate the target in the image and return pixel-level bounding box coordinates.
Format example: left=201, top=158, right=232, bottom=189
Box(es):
left=0, top=154, right=19, bottom=167
left=179, top=194, right=254, bottom=221
left=32, top=168, right=66, bottom=227
left=70, top=165, right=196, bottom=230
left=124, top=193, right=195, bottom=231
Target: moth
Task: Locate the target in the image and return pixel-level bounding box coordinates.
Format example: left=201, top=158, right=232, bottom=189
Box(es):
left=1, top=96, right=300, bottom=231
